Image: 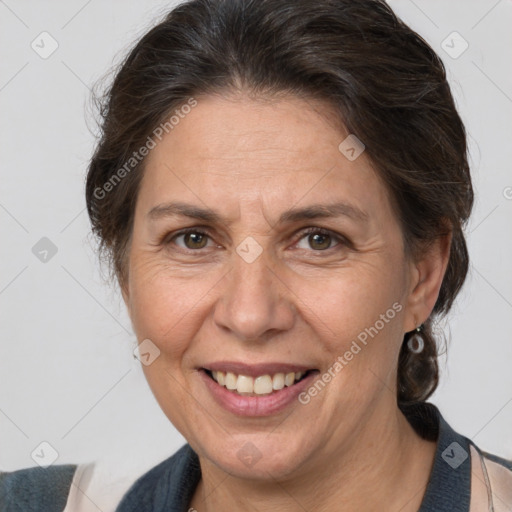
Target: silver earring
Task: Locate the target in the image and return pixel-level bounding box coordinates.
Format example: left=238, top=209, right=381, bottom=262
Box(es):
left=407, top=325, right=424, bottom=354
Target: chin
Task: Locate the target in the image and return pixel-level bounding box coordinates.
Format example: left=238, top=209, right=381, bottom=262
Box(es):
left=191, top=429, right=317, bottom=481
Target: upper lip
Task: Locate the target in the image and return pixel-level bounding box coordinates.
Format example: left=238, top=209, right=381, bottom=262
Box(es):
left=201, top=361, right=317, bottom=377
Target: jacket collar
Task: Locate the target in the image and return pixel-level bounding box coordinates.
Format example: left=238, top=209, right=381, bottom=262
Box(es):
left=407, top=402, right=471, bottom=512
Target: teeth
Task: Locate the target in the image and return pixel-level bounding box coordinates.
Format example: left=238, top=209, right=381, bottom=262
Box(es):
left=209, top=370, right=307, bottom=395
left=216, top=371, right=225, bottom=386
left=272, top=373, right=285, bottom=390
left=236, top=375, right=254, bottom=394
left=254, top=375, right=273, bottom=394
left=285, top=372, right=295, bottom=387
left=225, top=372, right=237, bottom=390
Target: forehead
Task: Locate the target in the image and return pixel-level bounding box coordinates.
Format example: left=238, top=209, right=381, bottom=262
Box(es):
left=137, top=93, right=393, bottom=225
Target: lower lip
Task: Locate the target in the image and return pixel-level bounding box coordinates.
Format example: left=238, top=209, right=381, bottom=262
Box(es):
left=199, top=370, right=318, bottom=417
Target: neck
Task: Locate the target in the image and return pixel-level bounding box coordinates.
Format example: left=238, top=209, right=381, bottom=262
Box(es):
left=190, top=402, right=436, bottom=512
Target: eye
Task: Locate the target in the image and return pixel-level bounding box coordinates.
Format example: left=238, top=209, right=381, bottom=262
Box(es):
left=170, top=228, right=213, bottom=250
left=163, top=227, right=349, bottom=254
left=294, top=228, right=345, bottom=251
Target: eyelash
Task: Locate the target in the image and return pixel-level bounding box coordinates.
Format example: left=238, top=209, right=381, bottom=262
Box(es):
left=164, top=226, right=350, bottom=254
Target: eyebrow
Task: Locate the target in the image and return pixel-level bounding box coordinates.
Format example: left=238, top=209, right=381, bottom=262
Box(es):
left=147, top=200, right=368, bottom=226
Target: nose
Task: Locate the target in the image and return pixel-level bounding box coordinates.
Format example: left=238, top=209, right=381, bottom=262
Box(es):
left=213, top=247, right=295, bottom=342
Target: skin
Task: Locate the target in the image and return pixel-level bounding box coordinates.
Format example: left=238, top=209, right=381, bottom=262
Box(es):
left=121, top=92, right=451, bottom=511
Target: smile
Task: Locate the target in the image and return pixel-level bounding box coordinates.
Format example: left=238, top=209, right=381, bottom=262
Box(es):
left=199, top=363, right=319, bottom=416
left=206, top=369, right=311, bottom=396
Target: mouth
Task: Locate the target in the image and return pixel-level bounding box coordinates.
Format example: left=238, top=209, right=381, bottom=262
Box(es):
left=203, top=368, right=315, bottom=396
left=198, top=362, right=320, bottom=416
left=196, top=361, right=320, bottom=418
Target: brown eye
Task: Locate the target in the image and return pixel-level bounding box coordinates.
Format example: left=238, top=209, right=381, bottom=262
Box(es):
left=295, top=228, right=343, bottom=251
left=308, top=232, right=332, bottom=250
left=172, top=230, right=211, bottom=250
left=184, top=232, right=208, bottom=249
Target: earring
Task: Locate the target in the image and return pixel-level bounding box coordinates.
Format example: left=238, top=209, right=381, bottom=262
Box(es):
left=407, top=325, right=424, bottom=354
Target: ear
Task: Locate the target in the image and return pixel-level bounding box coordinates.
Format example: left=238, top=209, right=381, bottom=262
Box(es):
left=403, top=231, right=452, bottom=333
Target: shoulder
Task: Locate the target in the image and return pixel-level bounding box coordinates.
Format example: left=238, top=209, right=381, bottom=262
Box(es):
left=0, top=464, right=77, bottom=512
left=470, top=444, right=512, bottom=509
left=115, top=444, right=201, bottom=512
left=402, top=402, right=512, bottom=511
left=479, top=449, right=512, bottom=471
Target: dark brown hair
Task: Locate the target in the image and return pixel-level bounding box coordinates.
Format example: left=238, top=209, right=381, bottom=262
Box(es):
left=86, top=0, right=473, bottom=405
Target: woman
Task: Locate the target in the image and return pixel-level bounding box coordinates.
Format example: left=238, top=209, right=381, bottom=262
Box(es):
left=2, top=0, right=510, bottom=510
left=87, top=0, right=512, bottom=510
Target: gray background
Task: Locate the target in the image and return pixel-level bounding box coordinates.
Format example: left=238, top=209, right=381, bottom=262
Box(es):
left=1, top=0, right=511, bottom=490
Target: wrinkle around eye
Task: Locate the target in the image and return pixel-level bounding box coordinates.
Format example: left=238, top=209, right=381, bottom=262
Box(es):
left=155, top=226, right=355, bottom=263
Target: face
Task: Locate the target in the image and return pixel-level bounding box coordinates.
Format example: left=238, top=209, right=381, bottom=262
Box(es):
left=122, top=93, right=437, bottom=480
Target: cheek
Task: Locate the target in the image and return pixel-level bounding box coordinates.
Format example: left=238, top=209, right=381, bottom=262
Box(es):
left=288, top=258, right=407, bottom=400
left=291, top=263, right=405, bottom=342
left=127, top=255, right=219, bottom=353
left=127, top=256, right=217, bottom=431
